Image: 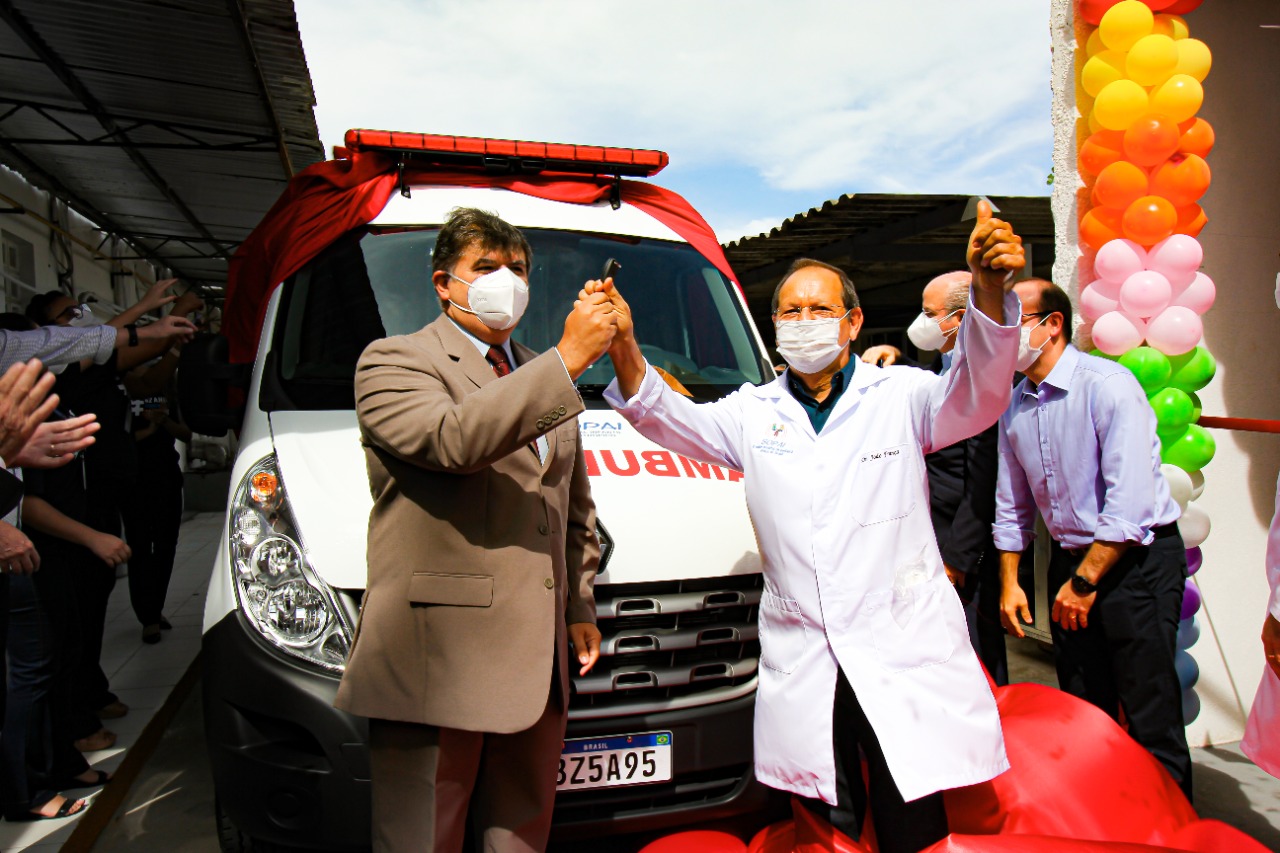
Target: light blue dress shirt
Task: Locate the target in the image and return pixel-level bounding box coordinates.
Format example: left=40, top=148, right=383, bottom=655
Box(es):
left=993, top=344, right=1180, bottom=552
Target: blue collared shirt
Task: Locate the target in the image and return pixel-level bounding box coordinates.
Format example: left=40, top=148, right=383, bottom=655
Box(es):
left=993, top=344, right=1180, bottom=552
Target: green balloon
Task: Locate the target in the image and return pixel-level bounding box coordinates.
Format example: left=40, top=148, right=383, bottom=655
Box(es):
left=1167, top=347, right=1217, bottom=394
left=1090, top=348, right=1120, bottom=362
left=1187, top=391, right=1202, bottom=422
left=1162, top=424, right=1216, bottom=472
left=1150, top=387, right=1196, bottom=433
left=1118, top=347, right=1172, bottom=394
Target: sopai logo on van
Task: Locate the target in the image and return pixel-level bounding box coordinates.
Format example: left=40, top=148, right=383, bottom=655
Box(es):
left=579, top=421, right=624, bottom=439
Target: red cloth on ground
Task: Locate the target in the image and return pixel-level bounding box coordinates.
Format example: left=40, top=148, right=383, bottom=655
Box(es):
left=222, top=151, right=737, bottom=363
left=733, top=682, right=1268, bottom=853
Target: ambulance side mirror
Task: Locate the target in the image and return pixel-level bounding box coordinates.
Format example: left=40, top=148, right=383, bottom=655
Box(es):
left=178, top=333, right=249, bottom=437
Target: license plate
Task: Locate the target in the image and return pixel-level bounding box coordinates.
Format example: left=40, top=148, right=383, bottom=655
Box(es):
left=556, top=731, right=673, bottom=791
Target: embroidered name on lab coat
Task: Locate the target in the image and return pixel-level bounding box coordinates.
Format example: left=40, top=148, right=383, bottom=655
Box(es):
left=859, top=448, right=902, bottom=464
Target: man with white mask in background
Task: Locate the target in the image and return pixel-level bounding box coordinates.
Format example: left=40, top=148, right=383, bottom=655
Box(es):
left=594, top=203, right=1026, bottom=853
left=995, top=277, right=1192, bottom=800
left=862, top=270, right=1008, bottom=685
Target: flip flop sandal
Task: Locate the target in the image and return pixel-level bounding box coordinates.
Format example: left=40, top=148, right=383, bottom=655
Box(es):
left=60, top=770, right=111, bottom=790
left=10, top=797, right=87, bottom=821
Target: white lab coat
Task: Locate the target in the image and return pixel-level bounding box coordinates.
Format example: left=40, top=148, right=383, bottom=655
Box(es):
left=605, top=290, right=1020, bottom=804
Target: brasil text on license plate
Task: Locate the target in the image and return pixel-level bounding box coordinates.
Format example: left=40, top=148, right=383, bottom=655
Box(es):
left=557, top=731, right=673, bottom=791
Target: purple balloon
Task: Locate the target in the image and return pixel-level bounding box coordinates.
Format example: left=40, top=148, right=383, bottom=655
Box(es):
left=1181, top=580, right=1201, bottom=621
left=1185, top=546, right=1203, bottom=576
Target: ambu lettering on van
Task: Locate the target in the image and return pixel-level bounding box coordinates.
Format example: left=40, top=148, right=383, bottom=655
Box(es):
left=583, top=449, right=743, bottom=482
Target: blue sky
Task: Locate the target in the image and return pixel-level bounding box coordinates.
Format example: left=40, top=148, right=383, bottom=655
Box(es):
left=295, top=0, right=1053, bottom=243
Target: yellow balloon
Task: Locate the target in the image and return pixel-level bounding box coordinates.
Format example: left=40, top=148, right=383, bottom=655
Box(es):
left=1085, top=29, right=1106, bottom=57
left=1175, top=38, right=1212, bottom=82
left=1094, top=79, right=1151, bottom=131
left=1082, top=50, right=1127, bottom=98
left=1126, top=34, right=1179, bottom=87
left=1099, top=0, right=1154, bottom=52
left=1153, top=14, right=1190, bottom=41
left=1151, top=74, right=1204, bottom=123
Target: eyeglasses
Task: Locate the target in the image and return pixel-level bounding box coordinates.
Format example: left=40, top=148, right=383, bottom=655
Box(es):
left=774, top=306, right=848, bottom=321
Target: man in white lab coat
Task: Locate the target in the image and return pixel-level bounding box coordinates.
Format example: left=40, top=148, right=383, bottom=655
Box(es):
left=595, top=204, right=1024, bottom=853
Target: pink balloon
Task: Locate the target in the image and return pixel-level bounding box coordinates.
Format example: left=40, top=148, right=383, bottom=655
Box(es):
left=1091, top=310, right=1147, bottom=355
left=1080, top=282, right=1120, bottom=321
left=1170, top=271, right=1216, bottom=315
left=1093, top=239, right=1148, bottom=284
left=1147, top=235, right=1203, bottom=289
left=1119, top=270, right=1173, bottom=318
left=1146, top=306, right=1203, bottom=355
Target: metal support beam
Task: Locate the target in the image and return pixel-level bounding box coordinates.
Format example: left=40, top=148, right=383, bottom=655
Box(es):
left=0, top=0, right=234, bottom=258
left=0, top=133, right=206, bottom=286
left=228, top=0, right=296, bottom=177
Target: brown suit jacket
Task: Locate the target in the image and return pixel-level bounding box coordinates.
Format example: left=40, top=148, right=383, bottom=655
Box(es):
left=334, top=315, right=599, bottom=734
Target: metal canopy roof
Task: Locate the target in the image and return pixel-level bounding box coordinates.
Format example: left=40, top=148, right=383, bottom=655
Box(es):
left=0, top=0, right=323, bottom=293
left=723, top=193, right=1055, bottom=337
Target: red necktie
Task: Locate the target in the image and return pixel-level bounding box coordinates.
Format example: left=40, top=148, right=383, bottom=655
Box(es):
left=486, top=345, right=512, bottom=377
left=486, top=345, right=543, bottom=460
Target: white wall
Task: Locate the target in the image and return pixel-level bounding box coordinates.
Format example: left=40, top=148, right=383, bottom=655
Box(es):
left=1053, top=0, right=1280, bottom=745
left=0, top=165, right=156, bottom=314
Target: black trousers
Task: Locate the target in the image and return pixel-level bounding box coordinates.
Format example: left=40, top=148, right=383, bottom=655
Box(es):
left=122, top=467, right=183, bottom=626
left=797, top=668, right=949, bottom=853
left=1049, top=532, right=1192, bottom=799
left=73, top=493, right=122, bottom=720
left=958, top=548, right=1009, bottom=686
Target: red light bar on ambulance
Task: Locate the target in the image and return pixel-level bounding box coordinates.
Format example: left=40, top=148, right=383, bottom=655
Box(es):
left=343, top=129, right=668, bottom=178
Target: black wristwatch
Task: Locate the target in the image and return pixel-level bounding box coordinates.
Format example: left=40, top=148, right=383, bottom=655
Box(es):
left=124, top=323, right=139, bottom=347
left=1070, top=572, right=1098, bottom=595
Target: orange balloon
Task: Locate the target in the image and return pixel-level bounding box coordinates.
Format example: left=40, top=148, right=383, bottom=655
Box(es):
left=1123, top=114, right=1181, bottom=167
left=1079, top=130, right=1126, bottom=177
left=1174, top=203, right=1208, bottom=237
left=1123, top=195, right=1178, bottom=246
left=1094, top=160, right=1150, bottom=210
left=1081, top=206, right=1125, bottom=251
left=1177, top=118, right=1215, bottom=158
left=1150, top=153, right=1211, bottom=207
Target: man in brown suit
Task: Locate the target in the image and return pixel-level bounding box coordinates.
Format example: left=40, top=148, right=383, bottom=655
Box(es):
left=334, top=208, right=613, bottom=852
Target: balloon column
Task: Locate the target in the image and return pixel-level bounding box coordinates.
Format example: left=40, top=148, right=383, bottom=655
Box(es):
left=1076, top=0, right=1211, bottom=724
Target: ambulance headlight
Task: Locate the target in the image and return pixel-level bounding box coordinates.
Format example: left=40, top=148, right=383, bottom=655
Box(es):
left=229, top=457, right=353, bottom=671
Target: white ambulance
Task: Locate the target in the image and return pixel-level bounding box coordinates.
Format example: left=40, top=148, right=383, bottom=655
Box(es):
left=184, top=132, right=780, bottom=851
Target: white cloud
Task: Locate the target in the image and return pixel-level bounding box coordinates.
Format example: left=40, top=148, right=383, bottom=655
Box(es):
left=295, top=0, right=1052, bottom=234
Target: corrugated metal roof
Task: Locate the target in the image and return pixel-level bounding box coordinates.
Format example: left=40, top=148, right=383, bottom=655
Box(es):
left=722, top=193, right=1055, bottom=342
left=0, top=0, right=323, bottom=293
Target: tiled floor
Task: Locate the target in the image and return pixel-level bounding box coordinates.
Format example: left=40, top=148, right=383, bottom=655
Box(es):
left=0, top=512, right=221, bottom=852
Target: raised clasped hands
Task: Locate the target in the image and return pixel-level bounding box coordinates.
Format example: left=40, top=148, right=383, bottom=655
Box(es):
left=966, top=200, right=1026, bottom=296
left=556, top=285, right=618, bottom=380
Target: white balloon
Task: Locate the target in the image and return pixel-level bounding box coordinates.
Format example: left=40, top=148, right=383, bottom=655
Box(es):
left=1188, top=469, right=1205, bottom=500
left=1161, top=464, right=1193, bottom=511
left=1179, top=502, right=1211, bottom=548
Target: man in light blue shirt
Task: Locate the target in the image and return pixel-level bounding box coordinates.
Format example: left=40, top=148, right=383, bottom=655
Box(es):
left=994, top=278, right=1191, bottom=799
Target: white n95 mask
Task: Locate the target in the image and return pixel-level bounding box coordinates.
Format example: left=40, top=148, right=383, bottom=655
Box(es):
left=906, top=310, right=959, bottom=351
left=1015, top=315, right=1050, bottom=372
left=775, top=312, right=850, bottom=374
left=448, top=267, right=529, bottom=330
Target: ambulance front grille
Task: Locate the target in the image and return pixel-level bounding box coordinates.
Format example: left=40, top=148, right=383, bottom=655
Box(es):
left=568, top=574, right=762, bottom=719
